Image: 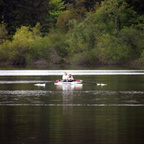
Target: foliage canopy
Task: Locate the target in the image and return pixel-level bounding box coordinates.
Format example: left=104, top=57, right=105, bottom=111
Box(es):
left=0, top=0, right=144, bottom=66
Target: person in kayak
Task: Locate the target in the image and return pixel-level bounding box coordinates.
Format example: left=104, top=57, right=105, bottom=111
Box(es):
left=62, top=72, right=74, bottom=82
left=62, top=72, right=69, bottom=81
left=68, top=74, right=74, bottom=82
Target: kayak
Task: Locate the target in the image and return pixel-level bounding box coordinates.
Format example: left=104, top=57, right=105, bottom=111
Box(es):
left=54, top=80, right=83, bottom=85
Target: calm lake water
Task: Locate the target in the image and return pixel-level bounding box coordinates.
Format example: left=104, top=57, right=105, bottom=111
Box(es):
left=0, top=69, right=144, bottom=144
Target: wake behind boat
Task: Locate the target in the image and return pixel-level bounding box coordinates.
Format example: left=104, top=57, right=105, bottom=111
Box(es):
left=54, top=80, right=83, bottom=85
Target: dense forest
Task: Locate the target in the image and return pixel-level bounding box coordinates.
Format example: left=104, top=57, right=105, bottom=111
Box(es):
left=0, top=0, right=144, bottom=66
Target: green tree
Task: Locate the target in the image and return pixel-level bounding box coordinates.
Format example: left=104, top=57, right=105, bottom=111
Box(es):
left=0, top=24, right=41, bottom=65
left=56, top=0, right=101, bottom=32
left=65, top=0, right=144, bottom=65
left=49, top=0, right=65, bottom=18
left=0, top=0, right=47, bottom=34
left=126, top=0, right=144, bottom=15
left=0, top=0, right=65, bottom=35
left=93, top=0, right=137, bottom=31
left=0, top=22, right=8, bottom=44
left=48, top=0, right=65, bottom=31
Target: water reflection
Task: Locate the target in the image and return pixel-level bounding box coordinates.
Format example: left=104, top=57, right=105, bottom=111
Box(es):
left=0, top=73, right=144, bottom=144
left=0, top=89, right=144, bottom=106
left=55, top=84, right=83, bottom=115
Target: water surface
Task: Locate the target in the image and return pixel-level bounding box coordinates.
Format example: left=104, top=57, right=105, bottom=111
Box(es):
left=0, top=70, right=144, bottom=144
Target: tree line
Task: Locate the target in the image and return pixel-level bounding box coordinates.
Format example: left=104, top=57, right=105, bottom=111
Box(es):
left=0, top=0, right=144, bottom=66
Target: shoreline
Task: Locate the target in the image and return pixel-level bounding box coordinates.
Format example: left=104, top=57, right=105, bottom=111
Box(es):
left=0, top=60, right=144, bottom=70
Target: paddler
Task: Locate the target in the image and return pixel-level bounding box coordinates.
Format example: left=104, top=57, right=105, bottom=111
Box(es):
left=62, top=72, right=69, bottom=81
left=68, top=74, right=74, bottom=81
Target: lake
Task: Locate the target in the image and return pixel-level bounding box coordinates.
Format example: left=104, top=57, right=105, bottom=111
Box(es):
left=0, top=69, right=144, bottom=144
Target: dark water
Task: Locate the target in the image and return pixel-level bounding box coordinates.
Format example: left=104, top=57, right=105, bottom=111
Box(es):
left=0, top=70, right=144, bottom=144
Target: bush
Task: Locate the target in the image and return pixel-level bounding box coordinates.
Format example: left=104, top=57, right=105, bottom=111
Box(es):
left=0, top=24, right=41, bottom=65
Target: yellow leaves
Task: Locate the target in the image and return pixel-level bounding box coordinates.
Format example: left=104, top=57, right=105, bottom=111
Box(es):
left=0, top=23, right=42, bottom=64
left=14, top=26, right=32, bottom=42
left=12, top=24, right=41, bottom=52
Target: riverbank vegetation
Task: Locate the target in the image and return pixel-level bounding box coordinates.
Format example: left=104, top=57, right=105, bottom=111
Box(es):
left=0, top=0, right=144, bottom=66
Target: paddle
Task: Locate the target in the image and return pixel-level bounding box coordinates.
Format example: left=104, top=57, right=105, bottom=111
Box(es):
left=34, top=80, right=107, bottom=87
left=83, top=81, right=107, bottom=86
left=34, top=81, right=55, bottom=87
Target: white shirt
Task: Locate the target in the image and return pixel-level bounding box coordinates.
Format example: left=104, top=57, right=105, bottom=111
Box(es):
left=62, top=74, right=68, bottom=80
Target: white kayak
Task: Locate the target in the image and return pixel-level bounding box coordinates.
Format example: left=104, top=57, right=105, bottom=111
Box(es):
left=54, top=80, right=83, bottom=85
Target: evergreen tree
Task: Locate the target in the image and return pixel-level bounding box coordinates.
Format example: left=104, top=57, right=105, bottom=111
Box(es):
left=0, top=0, right=65, bottom=35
